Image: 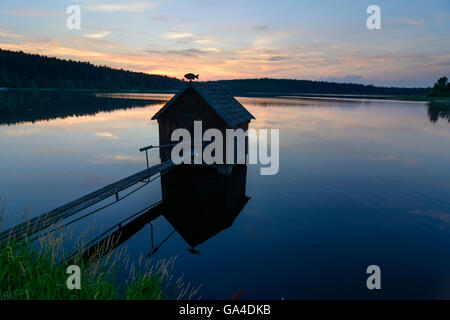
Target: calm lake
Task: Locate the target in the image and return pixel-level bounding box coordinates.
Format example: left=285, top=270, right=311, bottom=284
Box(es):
left=1, top=91, right=450, bottom=299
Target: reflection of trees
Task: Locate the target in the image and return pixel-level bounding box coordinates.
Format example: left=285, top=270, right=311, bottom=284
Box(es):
left=428, top=102, right=450, bottom=124
left=0, top=90, right=165, bottom=125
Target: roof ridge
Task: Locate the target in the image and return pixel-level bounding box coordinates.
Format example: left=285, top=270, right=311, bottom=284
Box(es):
left=152, top=82, right=255, bottom=127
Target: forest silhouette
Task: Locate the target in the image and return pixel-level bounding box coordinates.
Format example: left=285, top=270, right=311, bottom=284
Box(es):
left=0, top=49, right=430, bottom=96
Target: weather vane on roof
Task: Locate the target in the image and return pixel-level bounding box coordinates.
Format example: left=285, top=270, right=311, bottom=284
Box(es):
left=184, top=73, right=199, bottom=82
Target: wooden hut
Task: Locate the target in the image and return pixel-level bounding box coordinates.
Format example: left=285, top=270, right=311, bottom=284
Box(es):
left=151, top=82, right=255, bottom=163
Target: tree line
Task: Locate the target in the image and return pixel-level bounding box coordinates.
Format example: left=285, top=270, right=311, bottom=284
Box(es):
left=0, top=49, right=433, bottom=96
left=0, top=49, right=182, bottom=91
left=428, top=76, right=450, bottom=97
left=213, top=79, right=430, bottom=96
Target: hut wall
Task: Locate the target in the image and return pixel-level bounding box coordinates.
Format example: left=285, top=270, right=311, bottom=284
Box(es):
left=157, top=86, right=249, bottom=163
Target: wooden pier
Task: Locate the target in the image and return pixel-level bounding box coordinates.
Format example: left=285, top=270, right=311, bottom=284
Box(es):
left=0, top=159, right=175, bottom=246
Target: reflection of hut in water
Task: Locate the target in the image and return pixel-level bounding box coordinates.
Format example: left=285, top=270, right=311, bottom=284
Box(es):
left=161, top=164, right=249, bottom=249
left=79, top=165, right=249, bottom=262
left=151, top=82, right=255, bottom=163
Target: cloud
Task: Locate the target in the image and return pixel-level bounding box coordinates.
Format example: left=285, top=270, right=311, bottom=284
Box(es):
left=0, top=128, right=39, bottom=137
left=89, top=154, right=142, bottom=163
left=33, top=148, right=77, bottom=153
left=95, top=132, right=118, bottom=139
left=86, top=2, right=156, bottom=12
left=250, top=25, right=269, bottom=31
left=252, top=37, right=274, bottom=46
left=0, top=29, right=24, bottom=39
left=144, top=48, right=207, bottom=57
left=163, top=31, right=196, bottom=39
left=7, top=10, right=62, bottom=17
left=2, top=22, right=446, bottom=85
left=367, top=155, right=419, bottom=167
left=83, top=31, right=110, bottom=39
left=0, top=40, right=106, bottom=59
left=395, top=18, right=424, bottom=26
left=149, top=15, right=170, bottom=21
left=203, top=47, right=221, bottom=53
left=369, top=155, right=398, bottom=162
left=267, top=55, right=288, bottom=62
left=193, top=39, right=215, bottom=45
left=163, top=31, right=218, bottom=47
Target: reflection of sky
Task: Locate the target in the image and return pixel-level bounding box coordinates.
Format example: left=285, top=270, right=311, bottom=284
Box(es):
left=0, top=0, right=449, bottom=86
left=1, top=94, right=450, bottom=298
left=0, top=94, right=449, bottom=219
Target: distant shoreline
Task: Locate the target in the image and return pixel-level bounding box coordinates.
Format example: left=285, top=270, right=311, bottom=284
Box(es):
left=2, top=87, right=449, bottom=104
left=233, top=92, right=434, bottom=102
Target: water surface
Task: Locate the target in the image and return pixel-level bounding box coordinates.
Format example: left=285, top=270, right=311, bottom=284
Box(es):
left=1, top=91, right=450, bottom=299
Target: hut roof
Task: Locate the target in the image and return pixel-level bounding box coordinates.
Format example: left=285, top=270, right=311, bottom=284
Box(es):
left=151, top=82, right=255, bottom=127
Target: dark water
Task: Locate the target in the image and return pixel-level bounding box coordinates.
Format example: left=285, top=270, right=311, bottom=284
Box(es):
left=1, top=91, right=450, bottom=299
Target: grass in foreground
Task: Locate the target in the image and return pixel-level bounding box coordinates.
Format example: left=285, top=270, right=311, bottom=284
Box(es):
left=1, top=240, right=117, bottom=299
left=0, top=235, right=199, bottom=300
left=0, top=201, right=200, bottom=300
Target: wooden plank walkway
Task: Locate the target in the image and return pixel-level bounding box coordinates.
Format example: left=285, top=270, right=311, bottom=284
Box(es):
left=0, top=160, right=175, bottom=245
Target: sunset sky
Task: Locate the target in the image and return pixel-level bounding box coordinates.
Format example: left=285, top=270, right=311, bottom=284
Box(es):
left=0, top=0, right=449, bottom=87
